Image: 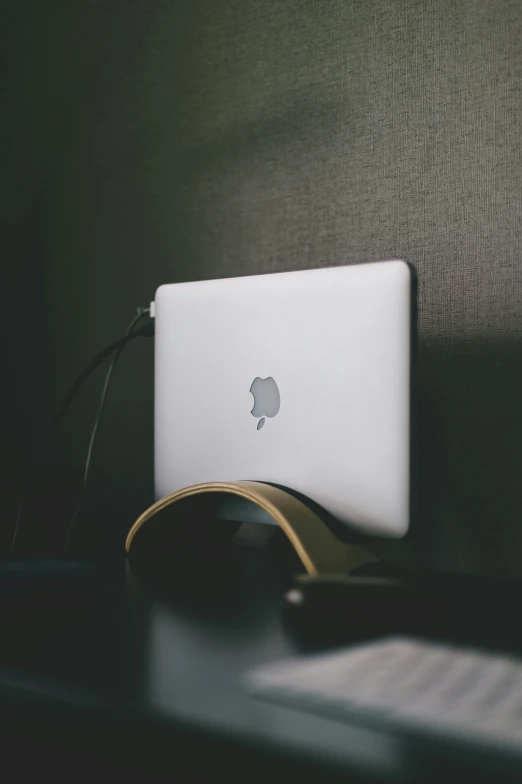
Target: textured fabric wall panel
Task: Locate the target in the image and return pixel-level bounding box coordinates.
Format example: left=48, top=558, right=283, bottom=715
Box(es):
left=5, top=0, right=521, bottom=572
left=135, top=0, right=522, bottom=574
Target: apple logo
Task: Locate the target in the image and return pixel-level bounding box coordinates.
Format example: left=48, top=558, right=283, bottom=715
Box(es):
left=250, top=377, right=280, bottom=430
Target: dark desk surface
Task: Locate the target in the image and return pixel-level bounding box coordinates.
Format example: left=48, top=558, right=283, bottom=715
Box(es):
left=0, top=539, right=521, bottom=783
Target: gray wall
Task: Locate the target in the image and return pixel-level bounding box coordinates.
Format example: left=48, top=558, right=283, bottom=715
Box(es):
left=4, top=1, right=522, bottom=573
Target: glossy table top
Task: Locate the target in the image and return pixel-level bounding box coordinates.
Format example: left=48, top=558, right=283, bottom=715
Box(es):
left=0, top=538, right=521, bottom=782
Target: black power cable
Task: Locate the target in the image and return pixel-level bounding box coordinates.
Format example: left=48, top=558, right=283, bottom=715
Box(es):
left=64, top=308, right=150, bottom=552
left=12, top=315, right=154, bottom=555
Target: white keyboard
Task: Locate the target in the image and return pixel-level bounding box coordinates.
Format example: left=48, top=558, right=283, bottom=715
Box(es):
left=245, top=637, right=522, bottom=758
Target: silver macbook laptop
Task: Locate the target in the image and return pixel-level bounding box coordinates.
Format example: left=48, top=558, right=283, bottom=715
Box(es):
left=153, top=260, right=414, bottom=537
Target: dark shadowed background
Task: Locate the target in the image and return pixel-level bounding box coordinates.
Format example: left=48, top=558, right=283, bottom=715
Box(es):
left=2, top=0, right=521, bottom=574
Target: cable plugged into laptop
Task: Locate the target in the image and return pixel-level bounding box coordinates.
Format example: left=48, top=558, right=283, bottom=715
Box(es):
left=12, top=306, right=155, bottom=558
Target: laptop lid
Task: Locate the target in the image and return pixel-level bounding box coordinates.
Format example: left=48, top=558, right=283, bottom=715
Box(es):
left=154, top=261, right=413, bottom=537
